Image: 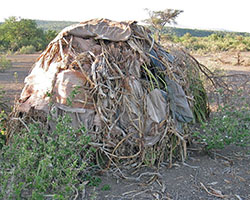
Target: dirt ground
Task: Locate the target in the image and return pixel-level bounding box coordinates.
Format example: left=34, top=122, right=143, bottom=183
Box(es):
left=0, top=52, right=249, bottom=200
left=0, top=54, right=39, bottom=110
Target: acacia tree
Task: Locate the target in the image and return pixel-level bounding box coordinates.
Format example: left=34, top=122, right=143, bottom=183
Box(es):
left=0, top=17, right=57, bottom=52
left=0, top=17, right=46, bottom=51
left=144, top=9, right=183, bottom=43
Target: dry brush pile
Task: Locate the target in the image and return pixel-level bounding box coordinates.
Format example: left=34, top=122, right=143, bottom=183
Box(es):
left=8, top=19, right=210, bottom=171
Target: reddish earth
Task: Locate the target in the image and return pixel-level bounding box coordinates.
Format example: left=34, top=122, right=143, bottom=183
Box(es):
left=0, top=52, right=249, bottom=200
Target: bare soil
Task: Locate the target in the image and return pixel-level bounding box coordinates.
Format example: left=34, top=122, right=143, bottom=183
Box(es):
left=0, top=52, right=249, bottom=200
left=0, top=54, right=39, bottom=110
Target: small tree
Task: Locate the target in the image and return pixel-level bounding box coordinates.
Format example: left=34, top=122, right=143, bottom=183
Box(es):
left=0, top=17, right=47, bottom=52
left=144, top=9, right=183, bottom=43
left=0, top=55, right=12, bottom=72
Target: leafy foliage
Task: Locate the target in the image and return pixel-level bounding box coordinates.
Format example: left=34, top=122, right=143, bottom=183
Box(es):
left=0, top=110, right=7, bottom=149
left=45, top=29, right=58, bottom=43
left=0, top=55, right=12, bottom=72
left=144, top=8, right=183, bottom=42
left=193, top=97, right=250, bottom=150
left=0, top=115, right=97, bottom=199
left=19, top=45, right=36, bottom=54
left=189, top=76, right=209, bottom=123
left=0, top=17, right=57, bottom=52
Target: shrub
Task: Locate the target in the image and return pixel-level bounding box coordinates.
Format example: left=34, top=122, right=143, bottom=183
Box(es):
left=19, top=45, right=36, bottom=54
left=0, top=55, right=12, bottom=72
left=0, top=115, right=97, bottom=199
left=0, top=110, right=7, bottom=149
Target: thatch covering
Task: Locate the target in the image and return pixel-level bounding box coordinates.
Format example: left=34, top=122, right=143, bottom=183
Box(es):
left=11, top=19, right=209, bottom=169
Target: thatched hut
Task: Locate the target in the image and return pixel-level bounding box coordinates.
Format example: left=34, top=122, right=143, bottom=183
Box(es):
left=11, top=18, right=209, bottom=168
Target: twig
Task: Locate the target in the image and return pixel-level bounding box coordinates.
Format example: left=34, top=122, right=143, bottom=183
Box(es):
left=185, top=50, right=230, bottom=91
left=235, top=194, right=243, bottom=200
left=81, top=181, right=89, bottom=200
left=182, top=162, right=199, bottom=169
left=200, top=182, right=228, bottom=198
left=122, top=172, right=162, bottom=182
left=212, top=152, right=234, bottom=165
left=59, top=39, right=65, bottom=60
left=72, top=185, right=79, bottom=200
left=122, top=189, right=139, bottom=196
left=11, top=117, right=30, bottom=132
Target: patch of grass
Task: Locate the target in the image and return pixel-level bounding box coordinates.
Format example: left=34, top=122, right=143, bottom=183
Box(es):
left=193, top=103, right=250, bottom=150
left=85, top=175, right=102, bottom=187
left=101, top=184, right=111, bottom=191
left=0, top=114, right=97, bottom=199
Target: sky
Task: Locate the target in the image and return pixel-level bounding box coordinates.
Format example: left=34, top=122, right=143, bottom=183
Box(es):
left=0, top=0, right=249, bottom=33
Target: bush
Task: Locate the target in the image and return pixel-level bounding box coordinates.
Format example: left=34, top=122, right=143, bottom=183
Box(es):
left=0, top=109, right=7, bottom=149
left=19, top=45, right=36, bottom=54
left=0, top=55, right=12, bottom=72
left=0, top=115, right=97, bottom=199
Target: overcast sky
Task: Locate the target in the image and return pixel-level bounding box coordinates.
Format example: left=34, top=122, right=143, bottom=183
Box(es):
left=0, top=0, right=249, bottom=33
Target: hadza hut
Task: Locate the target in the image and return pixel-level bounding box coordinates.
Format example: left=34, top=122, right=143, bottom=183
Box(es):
left=12, top=18, right=209, bottom=168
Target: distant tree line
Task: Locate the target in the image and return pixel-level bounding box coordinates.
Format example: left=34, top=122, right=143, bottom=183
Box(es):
left=143, top=8, right=250, bottom=52
left=36, top=19, right=250, bottom=38
left=158, top=26, right=250, bottom=38
left=1, top=15, right=250, bottom=54
left=0, top=17, right=57, bottom=53
left=162, top=32, right=250, bottom=52
left=35, top=20, right=78, bottom=32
